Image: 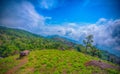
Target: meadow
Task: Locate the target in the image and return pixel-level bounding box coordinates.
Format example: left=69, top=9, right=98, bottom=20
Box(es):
left=0, top=49, right=119, bottom=74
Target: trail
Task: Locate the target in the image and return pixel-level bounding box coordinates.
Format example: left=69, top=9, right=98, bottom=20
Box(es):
left=5, top=57, right=28, bottom=74
left=85, top=60, right=120, bottom=70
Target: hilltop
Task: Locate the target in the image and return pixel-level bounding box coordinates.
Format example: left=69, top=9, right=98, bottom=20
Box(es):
left=0, top=26, right=120, bottom=74
left=0, top=50, right=120, bottom=74
left=0, top=26, right=120, bottom=65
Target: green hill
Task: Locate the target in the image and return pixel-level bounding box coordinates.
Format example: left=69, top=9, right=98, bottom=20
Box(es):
left=0, top=26, right=120, bottom=65
left=0, top=26, right=76, bottom=57
left=0, top=50, right=120, bottom=74
left=0, top=26, right=120, bottom=74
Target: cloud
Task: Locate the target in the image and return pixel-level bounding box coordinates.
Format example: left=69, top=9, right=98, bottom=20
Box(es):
left=36, top=19, right=120, bottom=52
left=0, top=0, right=120, bottom=56
left=96, top=18, right=108, bottom=25
left=39, top=0, right=58, bottom=10
left=110, top=19, right=120, bottom=50
left=0, top=0, right=48, bottom=31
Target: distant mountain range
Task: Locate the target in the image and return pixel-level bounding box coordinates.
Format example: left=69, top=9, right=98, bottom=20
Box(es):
left=0, top=26, right=120, bottom=65
left=0, top=26, right=77, bottom=57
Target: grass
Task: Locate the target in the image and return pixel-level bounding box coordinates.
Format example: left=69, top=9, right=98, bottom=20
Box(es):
left=0, top=55, right=19, bottom=74
left=0, top=49, right=120, bottom=74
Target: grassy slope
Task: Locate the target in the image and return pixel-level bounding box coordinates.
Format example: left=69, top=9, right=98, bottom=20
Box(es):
left=0, top=50, right=120, bottom=74
left=0, top=26, right=76, bottom=57
left=0, top=55, right=20, bottom=73
left=1, top=26, right=119, bottom=66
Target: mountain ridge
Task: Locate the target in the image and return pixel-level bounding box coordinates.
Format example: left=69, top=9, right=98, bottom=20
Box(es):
left=0, top=26, right=120, bottom=65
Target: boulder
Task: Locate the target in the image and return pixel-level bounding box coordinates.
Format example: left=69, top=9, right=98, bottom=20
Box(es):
left=19, top=50, right=30, bottom=58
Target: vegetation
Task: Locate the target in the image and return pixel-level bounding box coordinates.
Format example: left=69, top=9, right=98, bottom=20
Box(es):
left=0, top=26, right=120, bottom=65
left=0, top=50, right=120, bottom=74
left=0, top=26, right=74, bottom=57
left=0, top=55, right=19, bottom=73
left=83, top=35, right=102, bottom=58
left=83, top=34, right=94, bottom=52
left=0, top=26, right=120, bottom=74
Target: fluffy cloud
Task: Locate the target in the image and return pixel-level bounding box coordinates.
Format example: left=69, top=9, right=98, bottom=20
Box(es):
left=0, top=0, right=120, bottom=56
left=38, top=19, right=120, bottom=52
left=0, top=1, right=48, bottom=31
left=39, top=0, right=58, bottom=10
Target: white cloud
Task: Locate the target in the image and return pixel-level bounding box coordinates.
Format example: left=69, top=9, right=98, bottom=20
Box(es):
left=0, top=0, right=120, bottom=55
left=96, top=18, right=107, bottom=24
left=36, top=19, right=120, bottom=52
left=40, top=0, right=58, bottom=9
left=0, top=1, right=48, bottom=30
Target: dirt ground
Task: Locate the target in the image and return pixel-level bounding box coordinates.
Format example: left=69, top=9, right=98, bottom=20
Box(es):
left=85, top=60, right=120, bottom=70
left=5, top=57, right=28, bottom=74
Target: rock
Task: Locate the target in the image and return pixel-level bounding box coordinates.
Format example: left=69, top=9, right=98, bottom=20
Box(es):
left=0, top=57, right=3, bottom=59
left=19, top=50, right=30, bottom=58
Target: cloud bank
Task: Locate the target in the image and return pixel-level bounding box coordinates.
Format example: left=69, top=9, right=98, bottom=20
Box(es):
left=0, top=0, right=120, bottom=56
left=40, top=19, right=120, bottom=52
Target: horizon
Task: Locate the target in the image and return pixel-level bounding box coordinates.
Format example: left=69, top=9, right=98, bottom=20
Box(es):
left=0, top=0, right=120, bottom=56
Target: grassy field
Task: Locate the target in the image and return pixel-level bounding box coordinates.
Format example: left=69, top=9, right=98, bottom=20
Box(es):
left=0, top=55, right=20, bottom=74
left=0, top=49, right=120, bottom=74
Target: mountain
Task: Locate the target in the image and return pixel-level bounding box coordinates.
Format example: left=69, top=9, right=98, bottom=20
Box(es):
left=47, top=35, right=77, bottom=47
left=0, top=26, right=120, bottom=65
left=0, top=26, right=76, bottom=57
left=0, top=50, right=120, bottom=74
left=47, top=35, right=80, bottom=44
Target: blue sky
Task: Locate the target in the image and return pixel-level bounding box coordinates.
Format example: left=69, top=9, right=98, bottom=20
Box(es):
left=31, top=0, right=120, bottom=24
left=0, top=0, right=120, bottom=56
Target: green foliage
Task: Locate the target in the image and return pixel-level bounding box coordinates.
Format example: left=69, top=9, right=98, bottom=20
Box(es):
left=82, top=35, right=103, bottom=59
left=0, top=26, right=75, bottom=57
left=83, top=34, right=94, bottom=52
left=0, top=50, right=119, bottom=74
left=0, top=55, right=19, bottom=74
left=107, top=69, right=120, bottom=74
left=0, top=26, right=119, bottom=66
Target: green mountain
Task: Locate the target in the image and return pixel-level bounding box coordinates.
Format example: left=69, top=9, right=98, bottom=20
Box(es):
left=0, top=26, right=120, bottom=65
left=0, top=26, right=77, bottom=57
left=0, top=26, right=120, bottom=74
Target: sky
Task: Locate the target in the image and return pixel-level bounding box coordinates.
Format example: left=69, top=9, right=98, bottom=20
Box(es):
left=0, top=0, right=120, bottom=56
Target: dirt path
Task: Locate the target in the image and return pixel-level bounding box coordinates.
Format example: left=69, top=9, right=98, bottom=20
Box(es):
left=85, top=60, right=120, bottom=70
left=5, top=57, right=28, bottom=74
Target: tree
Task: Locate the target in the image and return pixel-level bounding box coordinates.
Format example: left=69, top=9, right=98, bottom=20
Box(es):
left=91, top=46, right=97, bottom=56
left=83, top=34, right=94, bottom=53
left=97, top=50, right=102, bottom=58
